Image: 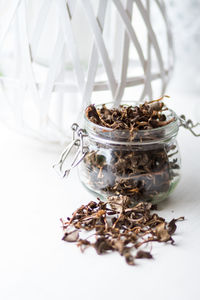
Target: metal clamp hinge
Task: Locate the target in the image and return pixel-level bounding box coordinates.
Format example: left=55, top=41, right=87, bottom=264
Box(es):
left=179, top=115, right=200, bottom=137
left=53, top=123, right=88, bottom=178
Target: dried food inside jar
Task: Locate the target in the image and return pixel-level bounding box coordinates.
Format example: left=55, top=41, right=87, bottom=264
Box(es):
left=80, top=98, right=181, bottom=203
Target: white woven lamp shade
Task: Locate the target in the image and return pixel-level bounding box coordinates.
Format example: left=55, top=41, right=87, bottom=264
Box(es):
left=0, top=0, right=173, bottom=144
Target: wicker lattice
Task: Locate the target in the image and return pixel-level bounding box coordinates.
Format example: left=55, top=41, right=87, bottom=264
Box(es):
left=0, top=0, right=173, bottom=143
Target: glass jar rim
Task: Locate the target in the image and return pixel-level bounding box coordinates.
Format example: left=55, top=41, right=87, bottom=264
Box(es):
left=84, top=101, right=179, bottom=145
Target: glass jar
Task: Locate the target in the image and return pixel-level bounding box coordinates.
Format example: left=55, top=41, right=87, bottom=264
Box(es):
left=77, top=105, right=181, bottom=204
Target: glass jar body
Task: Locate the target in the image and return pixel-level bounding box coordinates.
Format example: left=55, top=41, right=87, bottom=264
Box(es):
left=78, top=128, right=181, bottom=204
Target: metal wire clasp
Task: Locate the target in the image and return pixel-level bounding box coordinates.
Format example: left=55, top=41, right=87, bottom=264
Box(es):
left=53, top=123, right=88, bottom=178
left=178, top=115, right=200, bottom=137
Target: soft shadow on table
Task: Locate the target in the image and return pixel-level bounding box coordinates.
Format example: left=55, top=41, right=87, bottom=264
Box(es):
left=154, top=195, right=177, bottom=212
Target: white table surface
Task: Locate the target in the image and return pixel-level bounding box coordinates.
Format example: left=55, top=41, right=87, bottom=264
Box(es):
left=0, top=93, right=200, bottom=300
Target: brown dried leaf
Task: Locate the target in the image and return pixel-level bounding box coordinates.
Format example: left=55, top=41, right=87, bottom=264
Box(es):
left=61, top=197, right=184, bottom=266
left=108, top=195, right=131, bottom=213
left=136, top=250, right=153, bottom=259
left=85, top=104, right=102, bottom=125
left=167, top=216, right=185, bottom=235
left=124, top=253, right=135, bottom=266
left=155, top=222, right=171, bottom=242
left=167, top=219, right=177, bottom=235
left=62, top=230, right=79, bottom=243
left=112, top=239, right=124, bottom=255
left=94, top=238, right=113, bottom=255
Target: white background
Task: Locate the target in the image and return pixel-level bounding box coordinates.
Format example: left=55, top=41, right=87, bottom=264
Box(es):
left=0, top=90, right=200, bottom=300
left=1, top=1, right=200, bottom=299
